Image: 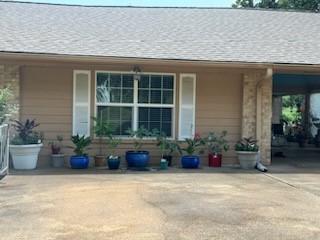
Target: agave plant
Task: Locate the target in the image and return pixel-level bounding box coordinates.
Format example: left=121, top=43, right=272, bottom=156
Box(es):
left=71, top=134, right=91, bottom=156
left=11, top=119, right=43, bottom=145
left=235, top=137, right=259, bottom=152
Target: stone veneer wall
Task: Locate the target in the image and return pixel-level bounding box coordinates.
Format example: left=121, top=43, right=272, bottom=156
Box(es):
left=0, top=64, right=20, bottom=121
left=242, top=70, right=272, bottom=165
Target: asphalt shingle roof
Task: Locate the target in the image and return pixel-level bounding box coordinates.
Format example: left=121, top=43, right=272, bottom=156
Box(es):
left=1, top=1, right=320, bottom=65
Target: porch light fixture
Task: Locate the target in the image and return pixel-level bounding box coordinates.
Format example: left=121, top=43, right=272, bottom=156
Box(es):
left=133, top=66, right=141, bottom=81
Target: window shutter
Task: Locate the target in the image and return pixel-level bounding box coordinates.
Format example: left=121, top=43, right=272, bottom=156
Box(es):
left=179, top=74, right=196, bottom=140
left=73, top=70, right=91, bottom=137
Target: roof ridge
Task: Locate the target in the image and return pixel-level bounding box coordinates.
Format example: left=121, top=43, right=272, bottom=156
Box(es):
left=0, top=0, right=319, bottom=14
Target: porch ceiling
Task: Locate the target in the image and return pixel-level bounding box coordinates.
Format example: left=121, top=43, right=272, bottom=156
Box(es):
left=273, top=73, right=320, bottom=95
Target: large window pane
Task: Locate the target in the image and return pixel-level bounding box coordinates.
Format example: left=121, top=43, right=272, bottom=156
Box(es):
left=138, top=107, right=172, bottom=137
left=97, top=106, right=133, bottom=135
left=96, top=72, right=174, bottom=137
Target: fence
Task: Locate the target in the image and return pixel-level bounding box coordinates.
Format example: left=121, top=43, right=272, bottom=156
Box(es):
left=0, top=124, right=9, bottom=180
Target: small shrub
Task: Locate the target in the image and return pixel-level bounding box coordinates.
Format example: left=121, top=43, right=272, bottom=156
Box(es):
left=71, top=134, right=91, bottom=156
left=235, top=137, right=259, bottom=152
left=11, top=119, right=43, bottom=145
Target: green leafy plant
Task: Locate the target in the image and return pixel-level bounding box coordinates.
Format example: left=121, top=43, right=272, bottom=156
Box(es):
left=71, top=134, right=91, bottom=156
left=11, top=119, right=43, bottom=145
left=155, top=131, right=179, bottom=157
left=179, top=133, right=205, bottom=156
left=235, top=137, right=259, bottom=152
left=0, top=87, right=16, bottom=124
left=92, top=117, right=113, bottom=156
left=126, top=127, right=152, bottom=152
left=205, top=131, right=229, bottom=155
left=48, top=135, right=64, bottom=154
left=106, top=134, right=122, bottom=158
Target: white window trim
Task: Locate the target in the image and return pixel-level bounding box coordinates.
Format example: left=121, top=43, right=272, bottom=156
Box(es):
left=94, top=70, right=176, bottom=139
left=178, top=73, right=196, bottom=140
left=73, top=70, right=91, bottom=137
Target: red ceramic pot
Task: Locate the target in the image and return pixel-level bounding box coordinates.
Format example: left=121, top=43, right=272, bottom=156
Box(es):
left=208, top=153, right=222, bottom=167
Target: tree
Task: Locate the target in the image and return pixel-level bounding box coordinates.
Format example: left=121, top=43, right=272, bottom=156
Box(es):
left=232, top=0, right=254, bottom=8
left=232, top=0, right=320, bottom=11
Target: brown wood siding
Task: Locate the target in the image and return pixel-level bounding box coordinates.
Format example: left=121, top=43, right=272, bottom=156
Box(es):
left=20, top=64, right=242, bottom=167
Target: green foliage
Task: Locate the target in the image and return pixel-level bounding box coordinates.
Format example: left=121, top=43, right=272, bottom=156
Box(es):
left=0, top=87, right=15, bottom=124
left=233, top=0, right=320, bottom=10
left=126, top=127, right=153, bottom=152
left=71, top=134, right=91, bottom=156
left=155, top=131, right=179, bottom=157
left=205, top=131, right=230, bottom=155
left=235, top=137, right=259, bottom=152
left=281, top=95, right=304, bottom=124
left=106, top=134, right=121, bottom=157
left=282, top=95, right=304, bottom=108
left=11, top=119, right=43, bottom=145
left=232, top=0, right=254, bottom=8
left=92, top=117, right=113, bottom=155
left=179, top=133, right=206, bottom=156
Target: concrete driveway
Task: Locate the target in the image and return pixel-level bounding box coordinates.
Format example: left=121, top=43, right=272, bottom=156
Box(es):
left=0, top=168, right=319, bottom=240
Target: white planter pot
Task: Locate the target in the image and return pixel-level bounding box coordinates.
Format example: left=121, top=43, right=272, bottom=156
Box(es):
left=236, top=151, right=258, bottom=169
left=10, top=144, right=43, bottom=170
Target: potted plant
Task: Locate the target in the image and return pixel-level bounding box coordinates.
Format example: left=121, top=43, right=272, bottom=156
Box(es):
left=48, top=135, right=64, bottom=168
left=235, top=137, right=259, bottom=169
left=106, top=134, right=121, bottom=170
left=70, top=134, right=91, bottom=169
left=179, top=133, right=205, bottom=169
left=92, top=117, right=112, bottom=167
left=126, top=127, right=152, bottom=169
left=156, top=131, right=178, bottom=167
left=205, top=131, right=229, bottom=167
left=10, top=119, right=43, bottom=170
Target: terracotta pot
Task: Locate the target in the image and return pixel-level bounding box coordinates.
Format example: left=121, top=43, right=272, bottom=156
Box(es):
left=94, top=155, right=105, bottom=167
left=208, top=153, right=222, bottom=167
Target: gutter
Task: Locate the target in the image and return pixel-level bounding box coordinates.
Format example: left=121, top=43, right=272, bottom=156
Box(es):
left=1, top=52, right=320, bottom=71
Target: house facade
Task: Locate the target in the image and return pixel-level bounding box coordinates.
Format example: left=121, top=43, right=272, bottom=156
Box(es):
left=0, top=1, right=319, bottom=166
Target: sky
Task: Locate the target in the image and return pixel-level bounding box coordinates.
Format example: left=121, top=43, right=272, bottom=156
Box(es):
left=9, top=0, right=235, bottom=7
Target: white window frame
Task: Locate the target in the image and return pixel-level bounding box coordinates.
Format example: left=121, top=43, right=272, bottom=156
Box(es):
left=178, top=73, right=196, bottom=140
left=94, top=70, right=176, bottom=139
left=73, top=70, right=91, bottom=137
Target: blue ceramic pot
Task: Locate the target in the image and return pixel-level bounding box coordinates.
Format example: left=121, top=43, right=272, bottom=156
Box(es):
left=181, top=155, right=200, bottom=169
left=107, top=156, right=121, bottom=170
left=126, top=151, right=150, bottom=168
left=70, top=155, right=89, bottom=169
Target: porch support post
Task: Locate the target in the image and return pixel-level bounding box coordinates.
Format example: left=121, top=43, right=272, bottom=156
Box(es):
left=0, top=64, right=20, bottom=121
left=242, top=69, right=273, bottom=165
left=258, top=68, right=273, bottom=165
